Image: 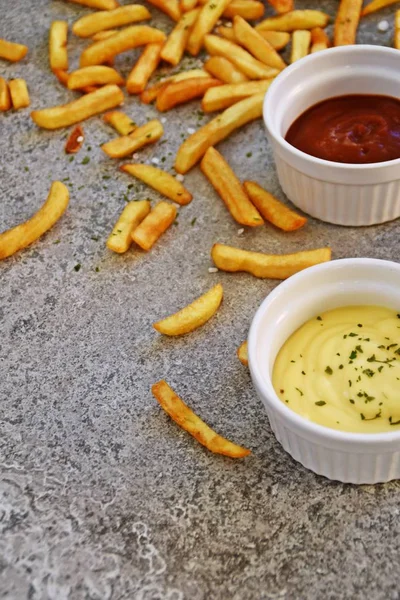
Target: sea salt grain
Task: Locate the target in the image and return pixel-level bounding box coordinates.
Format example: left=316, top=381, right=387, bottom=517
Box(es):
left=187, top=127, right=195, bottom=134
left=77, top=136, right=83, bottom=143
left=237, top=228, right=244, bottom=235
left=151, top=157, right=160, bottom=165
left=175, top=174, right=184, bottom=182
left=160, top=117, right=167, bottom=124
left=133, top=153, right=139, bottom=160
left=208, top=267, right=218, bottom=273
left=377, top=20, right=389, bottom=32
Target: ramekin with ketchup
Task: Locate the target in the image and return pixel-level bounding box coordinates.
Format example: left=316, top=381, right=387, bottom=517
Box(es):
left=263, top=45, right=400, bottom=226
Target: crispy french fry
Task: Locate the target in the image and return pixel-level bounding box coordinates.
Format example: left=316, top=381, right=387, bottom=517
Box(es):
left=204, top=56, right=249, bottom=83
left=73, top=6, right=151, bottom=38
left=146, top=0, right=181, bottom=21
left=291, top=30, right=311, bottom=62
left=187, top=0, right=232, bottom=55
left=9, top=79, right=30, bottom=110
left=0, top=38, right=28, bottom=62
left=0, top=77, right=11, bottom=112
left=101, top=119, right=163, bottom=158
left=310, top=27, right=331, bottom=53
left=215, top=25, right=237, bottom=42
left=121, top=164, right=192, bottom=205
left=334, top=0, right=363, bottom=46
left=67, top=0, right=118, bottom=8
left=395, top=10, right=400, bottom=49
left=31, top=84, right=123, bottom=130
left=181, top=0, right=198, bottom=11
left=202, top=79, right=272, bottom=112
left=106, top=200, right=151, bottom=253
left=0, top=182, right=69, bottom=260
left=233, top=16, right=286, bottom=70
left=65, top=125, right=84, bottom=154
left=80, top=25, right=166, bottom=67
left=161, top=8, right=200, bottom=65
left=237, top=341, right=248, bottom=366
left=156, top=77, right=221, bottom=111
left=201, top=147, right=263, bottom=227
left=103, top=110, right=137, bottom=135
left=132, top=201, right=176, bottom=250
left=362, top=0, right=399, bottom=16
left=204, top=35, right=279, bottom=79
left=49, top=21, right=68, bottom=73
left=256, top=10, right=329, bottom=32
left=243, top=181, right=307, bottom=231
left=152, top=380, right=251, bottom=457
left=154, top=284, right=223, bottom=335
left=223, top=0, right=264, bottom=20
left=92, top=30, right=118, bottom=41
left=68, top=66, right=124, bottom=89
left=126, top=43, right=163, bottom=94
left=267, top=0, right=293, bottom=13
left=258, top=30, right=291, bottom=49
left=140, top=68, right=209, bottom=103
left=175, top=92, right=264, bottom=173
left=211, top=244, right=332, bottom=279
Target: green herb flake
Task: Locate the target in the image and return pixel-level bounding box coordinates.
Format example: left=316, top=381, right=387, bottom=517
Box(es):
left=81, top=156, right=90, bottom=165
left=295, top=387, right=303, bottom=396
left=349, top=350, right=357, bottom=360
left=246, top=152, right=252, bottom=158
left=315, top=401, right=326, bottom=406
left=191, top=217, right=197, bottom=226
left=74, top=264, right=81, bottom=272
left=316, top=316, right=322, bottom=321
left=69, top=156, right=74, bottom=162
left=325, top=366, right=333, bottom=375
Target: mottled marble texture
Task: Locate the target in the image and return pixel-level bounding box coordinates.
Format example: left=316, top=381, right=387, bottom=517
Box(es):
left=1, top=1, right=400, bottom=599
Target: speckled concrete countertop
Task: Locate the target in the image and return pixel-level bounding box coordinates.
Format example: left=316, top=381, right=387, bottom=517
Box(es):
left=1, top=1, right=400, bottom=599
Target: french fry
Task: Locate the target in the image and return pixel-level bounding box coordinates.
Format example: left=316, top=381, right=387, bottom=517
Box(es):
left=126, top=43, right=163, bottom=94
left=256, top=10, right=330, bottom=32
left=106, top=200, right=151, bottom=253
left=291, top=30, right=311, bottom=62
left=258, top=30, right=291, bottom=49
left=0, top=182, right=69, bottom=260
left=237, top=341, right=248, bottom=366
left=215, top=25, right=237, bottom=42
left=204, top=35, right=279, bottom=79
left=0, top=77, right=11, bottom=112
left=68, top=66, right=124, bottom=89
left=334, top=0, right=363, bottom=46
left=310, top=27, right=331, bottom=53
left=152, top=380, right=251, bottom=458
left=80, top=26, right=166, bottom=67
left=9, top=79, right=30, bottom=110
left=31, top=84, right=124, bottom=130
left=233, top=16, right=286, bottom=70
left=187, top=0, right=232, bottom=55
left=67, top=0, right=118, bottom=8
left=175, top=92, right=264, bottom=173
left=362, top=0, right=400, bottom=16
left=121, top=164, right=192, bottom=205
left=223, top=0, right=264, bottom=20
left=395, top=10, right=400, bottom=49
left=92, top=30, right=118, bottom=41
left=103, top=110, right=137, bottom=135
left=202, top=79, right=273, bottom=112
left=65, top=125, right=84, bottom=154
left=132, top=201, right=177, bottom=250
left=243, top=181, right=307, bottom=231
left=54, top=69, right=70, bottom=87
left=204, top=56, right=249, bottom=83
left=0, top=38, right=28, bottom=62
left=146, top=0, right=181, bottom=21
left=267, top=0, right=293, bottom=13
left=140, top=68, right=209, bottom=103
left=154, top=284, right=223, bottom=335
left=156, top=77, right=221, bottom=111
left=201, top=147, right=264, bottom=227
left=160, top=8, right=200, bottom=65
left=73, top=6, right=151, bottom=38
left=101, top=119, right=163, bottom=158
left=211, top=244, right=332, bottom=279
left=49, top=22, right=68, bottom=73
left=181, top=0, right=198, bottom=11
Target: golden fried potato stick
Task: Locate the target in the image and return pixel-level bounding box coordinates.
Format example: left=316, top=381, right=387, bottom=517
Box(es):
left=73, top=5, right=151, bottom=38
left=256, top=10, right=329, bottom=32
left=223, top=0, right=264, bottom=20
left=126, top=43, right=163, bottom=94
left=161, top=8, right=200, bottom=65
left=156, top=77, right=221, bottom=111
left=80, top=26, right=166, bottom=67
left=237, top=341, right=248, bottom=366
left=103, top=110, right=137, bottom=135
left=362, top=0, right=400, bottom=16
left=243, top=181, right=307, bottom=231
left=267, top=0, right=293, bottom=13
left=175, top=92, right=264, bottom=173
left=202, top=79, right=273, bottom=112
left=204, top=56, right=249, bottom=83
left=395, top=10, right=400, bottom=49
left=147, top=0, right=181, bottom=21
left=65, top=124, right=84, bottom=154
left=310, top=27, right=331, bottom=52
left=204, top=35, right=279, bottom=79
left=101, top=119, right=164, bottom=158
left=215, top=25, right=237, bottom=42
left=152, top=380, right=251, bottom=458
left=258, top=30, right=291, bottom=49
left=106, top=200, right=151, bottom=253
left=187, top=0, right=232, bottom=55
left=132, top=201, right=177, bottom=250
left=181, top=0, right=198, bottom=11
left=154, top=284, right=223, bottom=335
left=0, top=39, right=28, bottom=63
left=68, top=66, right=124, bottom=89
left=67, top=0, right=118, bottom=9
left=334, top=0, right=363, bottom=45
left=92, top=30, right=118, bottom=41
left=233, top=16, right=286, bottom=70
left=291, top=30, right=311, bottom=62
left=140, top=68, right=209, bottom=103
left=9, top=79, right=30, bottom=110
left=0, top=77, right=11, bottom=112
left=212, top=244, right=332, bottom=279
left=121, top=164, right=192, bottom=205
left=31, top=84, right=123, bottom=130
left=49, top=21, right=68, bottom=73
left=0, top=182, right=69, bottom=260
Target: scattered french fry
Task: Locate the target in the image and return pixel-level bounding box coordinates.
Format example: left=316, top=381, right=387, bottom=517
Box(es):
left=156, top=77, right=221, bottom=111
left=362, top=0, right=399, bottom=16
left=204, top=56, right=249, bottom=83
left=237, top=341, right=248, bottom=366
left=258, top=30, right=291, bottom=49
left=92, top=30, right=118, bottom=41
left=31, top=84, right=124, bottom=130
left=9, top=79, right=30, bottom=110
left=121, top=164, right=192, bottom=205
left=49, top=21, right=68, bottom=73
left=223, top=0, right=264, bottom=20
left=72, top=5, right=151, bottom=38
left=291, top=30, right=311, bottom=62
left=201, top=147, right=264, bottom=227
left=65, top=125, right=85, bottom=154
left=0, top=77, right=11, bottom=112
left=132, top=201, right=177, bottom=250
left=54, top=69, right=70, bottom=87
left=334, top=0, right=363, bottom=46
left=101, top=119, right=164, bottom=158
left=127, top=43, right=163, bottom=94
left=268, top=0, right=293, bottom=13
left=67, top=0, right=118, bottom=8
left=187, top=0, right=232, bottom=55
left=160, top=8, right=200, bottom=65
left=140, top=68, right=209, bottom=103
left=202, top=79, right=273, bottom=112
left=106, top=200, right=151, bottom=253
left=0, top=182, right=69, bottom=260
left=146, top=0, right=181, bottom=21
left=395, top=10, right=400, bottom=49
left=154, top=284, right=223, bottom=335
left=0, top=38, right=28, bottom=62
left=211, top=244, right=332, bottom=279
left=80, top=25, right=166, bottom=67
left=175, top=92, right=264, bottom=173
left=204, top=35, right=279, bottom=79
left=256, top=10, right=330, bottom=32
left=152, top=380, right=251, bottom=457
left=243, top=181, right=307, bottom=231
left=310, top=27, right=331, bottom=52
left=181, top=0, right=198, bottom=11
left=103, top=111, right=137, bottom=135
left=215, top=25, right=237, bottom=42
left=68, top=66, right=124, bottom=89
left=233, top=16, right=286, bottom=70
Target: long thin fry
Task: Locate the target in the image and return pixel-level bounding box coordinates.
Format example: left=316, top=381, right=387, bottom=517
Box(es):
left=73, top=6, right=151, bottom=38
left=126, top=43, right=163, bottom=94
left=49, top=21, right=68, bottom=72
left=204, top=35, right=279, bottom=79
left=395, top=10, right=400, bottom=49
left=160, top=8, right=200, bottom=65
left=258, top=30, right=291, bottom=49
left=187, top=0, right=232, bottom=55
left=204, top=56, right=249, bottom=83
left=68, top=66, right=124, bottom=89
left=0, top=77, right=11, bottom=112
left=233, top=15, right=286, bottom=70
left=256, top=10, right=329, bottom=32
left=0, top=38, right=28, bottom=62
left=267, top=0, right=293, bottom=13
left=290, top=30, right=311, bottom=62
left=132, top=202, right=177, bottom=250
left=103, top=111, right=137, bottom=135
left=243, top=181, right=307, bottom=231
left=310, top=27, right=331, bottom=53
left=140, top=68, right=209, bottom=103
left=156, top=77, right=221, bottom=111
left=362, top=0, right=400, bottom=16
left=202, top=79, right=272, bottom=112
left=146, top=0, right=181, bottom=21
left=101, top=119, right=164, bottom=158
left=67, top=0, right=118, bottom=8
left=334, top=0, right=363, bottom=45
left=107, top=200, right=151, bottom=253
left=9, top=79, right=30, bottom=110
left=121, top=164, right=192, bottom=205
left=223, top=0, right=264, bottom=20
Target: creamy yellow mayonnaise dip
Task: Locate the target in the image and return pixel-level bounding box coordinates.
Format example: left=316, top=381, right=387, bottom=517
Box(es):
left=272, top=306, right=400, bottom=433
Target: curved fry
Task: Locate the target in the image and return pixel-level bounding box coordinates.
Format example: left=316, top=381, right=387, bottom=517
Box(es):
left=67, top=66, right=124, bottom=89
left=72, top=5, right=151, bottom=38
left=237, top=341, right=248, bottom=366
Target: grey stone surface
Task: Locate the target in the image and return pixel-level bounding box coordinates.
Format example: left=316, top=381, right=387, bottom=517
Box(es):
left=1, top=1, right=400, bottom=599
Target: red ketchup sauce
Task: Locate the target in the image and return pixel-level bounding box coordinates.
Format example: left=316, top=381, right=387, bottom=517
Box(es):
left=285, top=94, right=400, bottom=164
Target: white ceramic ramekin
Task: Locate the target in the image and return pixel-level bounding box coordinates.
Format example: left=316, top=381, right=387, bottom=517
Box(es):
left=248, top=258, right=400, bottom=484
left=263, top=46, right=400, bottom=226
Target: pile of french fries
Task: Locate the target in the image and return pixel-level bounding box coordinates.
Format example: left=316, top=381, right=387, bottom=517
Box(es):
left=1, top=0, right=399, bottom=458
